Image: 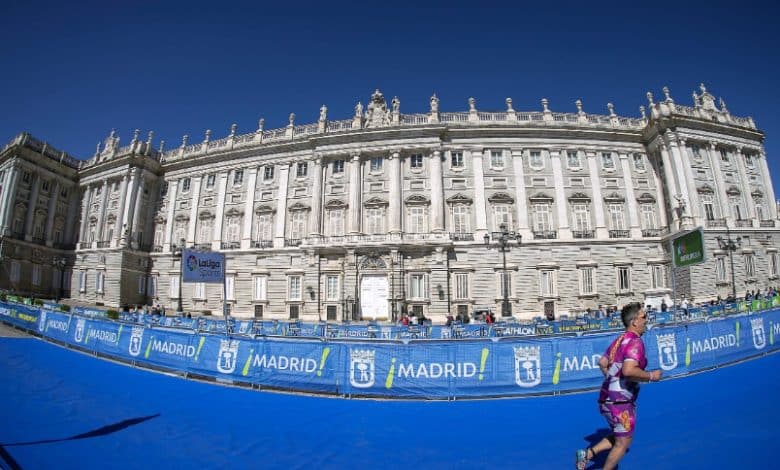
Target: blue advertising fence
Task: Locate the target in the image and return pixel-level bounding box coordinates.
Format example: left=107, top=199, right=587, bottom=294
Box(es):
left=2, top=301, right=779, bottom=399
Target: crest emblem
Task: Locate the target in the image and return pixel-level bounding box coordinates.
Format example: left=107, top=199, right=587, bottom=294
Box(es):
left=217, top=339, right=239, bottom=374
left=74, top=318, right=86, bottom=343
left=349, top=349, right=375, bottom=388
left=128, top=326, right=144, bottom=357
left=514, top=346, right=542, bottom=388
left=751, top=318, right=766, bottom=350
left=38, top=310, right=47, bottom=332
left=656, top=333, right=678, bottom=371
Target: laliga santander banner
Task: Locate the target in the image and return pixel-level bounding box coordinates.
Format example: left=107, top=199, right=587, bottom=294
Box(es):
left=182, top=249, right=225, bottom=283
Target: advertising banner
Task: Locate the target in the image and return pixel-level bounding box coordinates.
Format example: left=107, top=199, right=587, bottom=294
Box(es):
left=672, top=227, right=705, bottom=268
left=181, top=249, right=225, bottom=283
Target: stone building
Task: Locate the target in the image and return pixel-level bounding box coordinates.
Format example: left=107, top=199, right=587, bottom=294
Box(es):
left=0, top=84, right=777, bottom=321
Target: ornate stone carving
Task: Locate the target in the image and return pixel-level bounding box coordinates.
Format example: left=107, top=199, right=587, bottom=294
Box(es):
left=365, top=89, right=391, bottom=128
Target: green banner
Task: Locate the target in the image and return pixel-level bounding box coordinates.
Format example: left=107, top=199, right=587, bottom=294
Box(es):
left=672, top=228, right=705, bottom=268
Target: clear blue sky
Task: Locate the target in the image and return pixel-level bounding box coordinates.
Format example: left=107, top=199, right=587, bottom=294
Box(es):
left=2, top=1, right=778, bottom=194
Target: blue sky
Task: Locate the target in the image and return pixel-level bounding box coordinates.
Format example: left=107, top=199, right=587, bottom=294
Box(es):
left=2, top=1, right=778, bottom=193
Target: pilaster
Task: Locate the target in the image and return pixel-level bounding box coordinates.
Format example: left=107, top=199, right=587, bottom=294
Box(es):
left=734, top=147, right=755, bottom=226
left=587, top=152, right=607, bottom=238
left=706, top=142, right=732, bottom=226
left=112, top=175, right=129, bottom=247
left=274, top=164, right=290, bottom=248
left=348, top=154, right=362, bottom=233
left=163, top=180, right=178, bottom=251
left=471, top=149, right=488, bottom=239
left=23, top=173, right=41, bottom=241
left=388, top=152, right=402, bottom=233
left=308, top=159, right=323, bottom=237
left=511, top=149, right=530, bottom=239
left=212, top=172, right=228, bottom=250
left=187, top=176, right=203, bottom=245
left=44, top=180, right=60, bottom=246
left=550, top=149, right=571, bottom=240
left=759, top=151, right=778, bottom=220
left=430, top=150, right=444, bottom=232
left=619, top=153, right=641, bottom=238
left=242, top=167, right=258, bottom=249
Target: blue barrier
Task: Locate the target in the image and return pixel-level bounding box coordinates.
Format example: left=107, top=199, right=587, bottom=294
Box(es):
left=2, top=301, right=779, bottom=399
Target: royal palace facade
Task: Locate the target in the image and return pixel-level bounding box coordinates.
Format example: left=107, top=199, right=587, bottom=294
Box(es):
left=0, top=85, right=778, bottom=321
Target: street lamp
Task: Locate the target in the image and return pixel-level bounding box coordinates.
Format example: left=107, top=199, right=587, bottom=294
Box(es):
left=716, top=227, right=741, bottom=301
left=484, top=223, right=521, bottom=317
left=53, top=257, right=66, bottom=302
left=173, top=238, right=185, bottom=314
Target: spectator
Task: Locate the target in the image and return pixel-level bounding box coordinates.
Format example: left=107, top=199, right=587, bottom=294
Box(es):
left=485, top=311, right=494, bottom=325
left=660, top=300, right=668, bottom=312
left=446, top=313, right=455, bottom=327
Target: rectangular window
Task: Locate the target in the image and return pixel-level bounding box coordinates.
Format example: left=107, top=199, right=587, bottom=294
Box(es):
left=408, top=207, right=425, bottom=233
left=770, top=253, right=778, bottom=277
left=366, top=208, right=384, bottom=234
left=264, top=166, right=274, bottom=180
left=608, top=204, right=626, bottom=230
left=296, top=162, right=308, bottom=178
left=370, top=157, right=383, bottom=172
left=451, top=205, right=470, bottom=233
left=529, top=151, right=543, bottom=168
left=32, top=265, right=41, bottom=286
left=617, top=266, right=631, bottom=293
left=494, top=205, right=511, bottom=230
left=410, top=154, right=423, bottom=169
left=579, top=267, right=595, bottom=295
left=451, top=151, right=464, bottom=168
left=539, top=270, right=556, bottom=296
left=601, top=152, right=615, bottom=170
left=633, top=153, right=646, bottom=171
left=567, top=151, right=581, bottom=168
left=170, top=275, right=179, bottom=298
left=233, top=169, right=244, bottom=185
left=138, top=275, right=147, bottom=294
left=720, top=148, right=729, bottom=163
left=701, top=195, right=715, bottom=220
left=79, top=271, right=87, bottom=293
left=715, top=257, right=727, bottom=282
left=454, top=273, right=469, bottom=300
left=328, top=209, right=344, bottom=236
left=640, top=204, right=656, bottom=229
left=333, top=159, right=345, bottom=174
left=288, top=276, right=302, bottom=301
left=326, top=275, right=339, bottom=301
left=182, top=177, right=191, bottom=192
left=148, top=275, right=158, bottom=298
left=496, top=271, right=513, bottom=298
left=253, top=276, right=267, bottom=301
left=96, top=271, right=105, bottom=294
left=195, top=282, right=205, bottom=299
left=745, top=255, right=756, bottom=278
left=225, top=275, right=235, bottom=300
left=572, top=204, right=591, bottom=231
left=42, top=180, right=50, bottom=192
left=650, top=265, right=666, bottom=289
left=289, top=305, right=300, bottom=319
left=409, top=273, right=427, bottom=299
left=206, top=174, right=216, bottom=188
left=290, top=212, right=307, bottom=239
left=745, top=154, right=754, bottom=168
left=22, top=171, right=31, bottom=183
left=532, top=204, right=552, bottom=231
left=691, top=144, right=701, bottom=159
left=491, top=150, right=505, bottom=168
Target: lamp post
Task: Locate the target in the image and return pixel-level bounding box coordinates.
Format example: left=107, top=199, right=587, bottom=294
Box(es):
left=53, top=257, right=66, bottom=302
left=173, top=238, right=185, bottom=314
left=344, top=295, right=353, bottom=323
left=716, top=227, right=741, bottom=301
left=483, top=223, right=521, bottom=317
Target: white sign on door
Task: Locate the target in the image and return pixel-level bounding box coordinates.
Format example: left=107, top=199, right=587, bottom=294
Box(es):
left=360, top=275, right=388, bottom=320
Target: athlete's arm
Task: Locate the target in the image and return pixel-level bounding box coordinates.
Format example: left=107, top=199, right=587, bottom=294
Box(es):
left=598, top=355, right=609, bottom=376
left=622, top=359, right=661, bottom=382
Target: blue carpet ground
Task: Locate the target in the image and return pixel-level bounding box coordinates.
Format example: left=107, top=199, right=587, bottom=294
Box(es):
left=0, top=336, right=778, bottom=469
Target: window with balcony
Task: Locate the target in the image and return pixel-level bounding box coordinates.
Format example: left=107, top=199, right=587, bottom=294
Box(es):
left=198, top=218, right=213, bottom=244
left=532, top=203, right=553, bottom=232
left=365, top=207, right=385, bottom=235
left=290, top=211, right=307, bottom=239
left=571, top=204, right=591, bottom=232
left=701, top=194, right=716, bottom=221
left=451, top=205, right=470, bottom=234
left=493, top=205, right=512, bottom=231
left=255, top=213, right=273, bottom=243
left=225, top=217, right=241, bottom=244
left=327, top=209, right=344, bottom=236
left=640, top=204, right=656, bottom=229
left=407, top=206, right=426, bottom=233
left=608, top=203, right=626, bottom=230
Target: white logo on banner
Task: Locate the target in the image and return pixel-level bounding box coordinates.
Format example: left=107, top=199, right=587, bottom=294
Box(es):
left=217, top=339, right=239, bottom=374
left=656, top=333, right=678, bottom=371
left=514, top=346, right=542, bottom=388
left=129, top=326, right=144, bottom=357
left=349, top=349, right=375, bottom=388
left=751, top=318, right=766, bottom=350
left=74, top=318, right=86, bottom=343
left=38, top=310, right=47, bottom=332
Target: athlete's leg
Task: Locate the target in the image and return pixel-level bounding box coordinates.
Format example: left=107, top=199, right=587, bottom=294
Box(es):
left=603, top=436, right=632, bottom=470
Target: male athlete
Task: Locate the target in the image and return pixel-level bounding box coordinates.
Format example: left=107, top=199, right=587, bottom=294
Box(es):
left=576, top=302, right=662, bottom=470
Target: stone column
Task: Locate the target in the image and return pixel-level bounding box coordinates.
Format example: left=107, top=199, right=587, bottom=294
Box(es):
left=511, top=150, right=530, bottom=238
left=274, top=163, right=290, bottom=248
left=78, top=185, right=92, bottom=243
left=734, top=147, right=755, bottom=226
left=163, top=180, right=178, bottom=251
left=759, top=150, right=778, bottom=220
left=658, top=143, right=681, bottom=228
left=24, top=173, right=42, bottom=241
left=242, top=166, right=259, bottom=249
left=348, top=154, right=362, bottom=233
left=619, top=153, right=641, bottom=238
left=308, top=158, right=323, bottom=236
left=130, top=176, right=146, bottom=248
left=0, top=167, right=16, bottom=234
left=94, top=180, right=109, bottom=244
left=187, top=176, right=203, bottom=245
left=212, top=172, right=228, bottom=250
left=587, top=152, right=607, bottom=238
left=112, top=175, right=129, bottom=247
left=676, top=138, right=702, bottom=224
left=44, top=180, right=60, bottom=246
left=706, top=142, right=731, bottom=226
left=430, top=150, right=444, bottom=232
left=471, top=149, right=488, bottom=239
left=652, top=165, right=669, bottom=229
left=550, top=149, right=571, bottom=240
left=388, top=152, right=402, bottom=233
left=121, top=168, right=141, bottom=245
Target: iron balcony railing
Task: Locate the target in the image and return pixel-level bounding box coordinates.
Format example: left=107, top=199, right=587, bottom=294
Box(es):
left=760, top=220, right=776, bottom=228
left=221, top=241, right=240, bottom=250
left=706, top=218, right=727, bottom=228
left=533, top=230, right=558, bottom=240
left=572, top=230, right=594, bottom=239
left=735, top=219, right=753, bottom=228
left=450, top=232, right=475, bottom=241
left=608, top=230, right=630, bottom=239
left=252, top=240, right=274, bottom=248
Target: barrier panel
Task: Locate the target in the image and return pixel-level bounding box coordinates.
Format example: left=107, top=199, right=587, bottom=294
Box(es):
left=2, top=301, right=779, bottom=399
